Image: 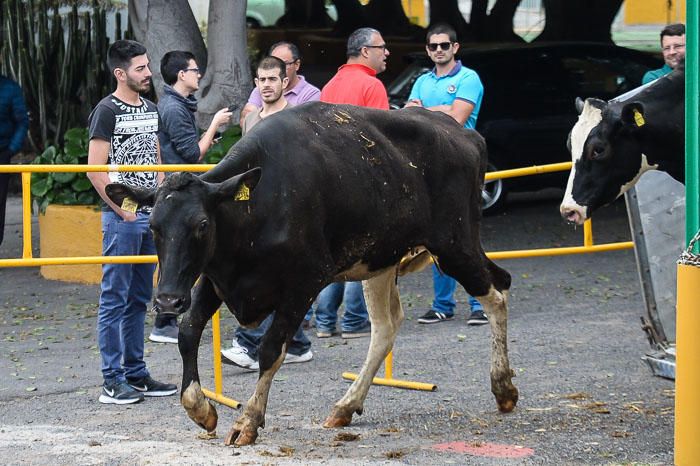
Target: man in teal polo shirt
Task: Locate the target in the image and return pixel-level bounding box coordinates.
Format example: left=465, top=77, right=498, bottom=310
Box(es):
left=642, top=23, right=685, bottom=85
left=404, top=22, right=487, bottom=326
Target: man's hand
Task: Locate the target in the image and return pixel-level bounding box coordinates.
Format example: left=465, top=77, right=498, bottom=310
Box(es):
left=404, top=99, right=423, bottom=108
left=211, top=107, right=233, bottom=128
left=119, top=210, right=137, bottom=222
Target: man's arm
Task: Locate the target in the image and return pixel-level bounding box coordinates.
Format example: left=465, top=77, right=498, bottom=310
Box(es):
left=425, top=99, right=475, bottom=126
left=9, top=82, right=29, bottom=154
left=198, top=108, right=232, bottom=160
left=86, top=138, right=136, bottom=221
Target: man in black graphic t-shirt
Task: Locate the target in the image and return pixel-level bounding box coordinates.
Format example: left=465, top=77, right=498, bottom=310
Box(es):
left=87, top=40, right=177, bottom=405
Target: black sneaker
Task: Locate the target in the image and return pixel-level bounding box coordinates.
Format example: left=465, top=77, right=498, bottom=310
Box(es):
left=127, top=376, right=177, bottom=397
left=417, top=310, right=454, bottom=324
left=467, top=310, right=489, bottom=326
left=99, top=381, right=145, bottom=405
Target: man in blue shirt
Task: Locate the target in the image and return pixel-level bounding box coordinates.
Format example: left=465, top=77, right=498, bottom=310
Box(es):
left=0, top=75, right=29, bottom=246
left=642, top=23, right=685, bottom=84
left=405, top=23, right=487, bottom=326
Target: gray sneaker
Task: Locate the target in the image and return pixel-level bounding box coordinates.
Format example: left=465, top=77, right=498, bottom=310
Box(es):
left=341, top=321, right=371, bottom=339
left=149, top=322, right=178, bottom=343
left=98, top=381, right=144, bottom=405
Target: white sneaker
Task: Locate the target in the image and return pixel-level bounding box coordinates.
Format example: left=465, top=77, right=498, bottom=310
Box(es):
left=221, top=340, right=258, bottom=371
left=284, top=350, right=313, bottom=365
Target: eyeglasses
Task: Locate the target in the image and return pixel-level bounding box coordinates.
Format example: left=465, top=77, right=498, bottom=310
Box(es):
left=183, top=68, right=200, bottom=74
left=427, top=42, right=453, bottom=52
left=364, top=44, right=387, bottom=51
left=283, top=59, right=298, bottom=66
left=662, top=44, right=685, bottom=52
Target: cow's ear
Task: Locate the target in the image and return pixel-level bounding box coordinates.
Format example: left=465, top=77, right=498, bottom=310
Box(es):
left=105, top=183, right=156, bottom=208
left=575, top=97, right=584, bottom=114
left=620, top=102, right=646, bottom=130
left=214, top=167, right=262, bottom=203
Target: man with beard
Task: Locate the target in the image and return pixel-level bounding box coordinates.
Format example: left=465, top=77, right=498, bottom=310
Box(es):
left=221, top=55, right=313, bottom=370
left=404, top=23, right=488, bottom=327
left=87, top=40, right=177, bottom=404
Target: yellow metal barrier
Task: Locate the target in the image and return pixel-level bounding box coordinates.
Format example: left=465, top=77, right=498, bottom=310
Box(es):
left=1, top=161, right=634, bottom=400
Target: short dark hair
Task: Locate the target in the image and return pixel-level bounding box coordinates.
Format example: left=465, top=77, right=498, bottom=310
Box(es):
left=107, top=40, right=147, bottom=73
left=346, top=27, right=381, bottom=58
left=269, top=41, right=301, bottom=61
left=660, top=23, right=685, bottom=41
left=426, top=23, right=457, bottom=44
left=161, top=51, right=196, bottom=85
left=256, top=56, right=287, bottom=79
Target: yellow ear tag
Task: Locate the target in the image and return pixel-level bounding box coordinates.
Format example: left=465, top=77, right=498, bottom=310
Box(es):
left=121, top=196, right=138, bottom=213
left=633, top=109, right=645, bottom=127
left=234, top=183, right=250, bottom=201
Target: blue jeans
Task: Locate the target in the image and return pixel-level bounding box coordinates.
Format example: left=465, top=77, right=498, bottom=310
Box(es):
left=431, top=264, right=483, bottom=316
left=235, top=312, right=311, bottom=358
left=314, top=281, right=368, bottom=333
left=97, top=211, right=155, bottom=384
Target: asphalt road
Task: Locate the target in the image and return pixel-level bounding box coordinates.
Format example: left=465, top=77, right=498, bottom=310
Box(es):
left=0, top=191, right=674, bottom=465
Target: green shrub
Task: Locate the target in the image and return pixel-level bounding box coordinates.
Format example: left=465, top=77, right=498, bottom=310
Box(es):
left=31, top=127, right=99, bottom=214
left=204, top=125, right=243, bottom=164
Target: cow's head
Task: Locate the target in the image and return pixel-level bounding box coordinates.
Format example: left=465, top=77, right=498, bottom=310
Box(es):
left=560, top=97, right=655, bottom=225
left=105, top=169, right=262, bottom=315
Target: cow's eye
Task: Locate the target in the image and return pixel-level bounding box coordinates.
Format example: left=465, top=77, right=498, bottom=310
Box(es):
left=198, top=219, right=208, bottom=234
left=590, top=144, right=606, bottom=160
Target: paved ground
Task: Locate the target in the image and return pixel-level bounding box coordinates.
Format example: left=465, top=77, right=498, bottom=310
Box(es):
left=0, top=191, right=674, bottom=465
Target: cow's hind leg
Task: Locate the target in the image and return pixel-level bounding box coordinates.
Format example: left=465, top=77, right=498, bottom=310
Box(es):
left=441, top=254, right=518, bottom=413
left=179, top=277, right=222, bottom=434
left=224, top=309, right=298, bottom=446
left=324, top=267, right=403, bottom=428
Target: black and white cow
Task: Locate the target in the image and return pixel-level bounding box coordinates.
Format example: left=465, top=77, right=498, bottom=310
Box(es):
left=105, top=102, right=517, bottom=446
left=560, top=63, right=684, bottom=224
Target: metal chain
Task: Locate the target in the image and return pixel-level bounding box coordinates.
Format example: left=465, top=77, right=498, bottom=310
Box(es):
left=678, top=228, right=700, bottom=266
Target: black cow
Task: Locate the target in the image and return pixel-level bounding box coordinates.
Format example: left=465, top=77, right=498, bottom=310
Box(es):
left=105, top=102, right=517, bottom=446
left=560, top=63, right=684, bottom=224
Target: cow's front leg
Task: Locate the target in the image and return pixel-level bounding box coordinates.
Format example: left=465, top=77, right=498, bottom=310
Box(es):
left=179, top=277, right=222, bottom=433
left=324, top=268, right=402, bottom=427
left=478, top=286, right=518, bottom=412
left=224, top=310, right=295, bottom=446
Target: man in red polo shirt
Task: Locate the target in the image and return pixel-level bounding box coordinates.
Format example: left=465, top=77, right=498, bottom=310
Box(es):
left=313, top=28, right=390, bottom=339
left=320, top=27, right=390, bottom=110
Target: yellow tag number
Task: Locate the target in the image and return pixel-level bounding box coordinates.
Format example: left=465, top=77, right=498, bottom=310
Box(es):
left=234, top=184, right=250, bottom=201
left=633, top=109, right=645, bottom=127
left=121, top=196, right=138, bottom=213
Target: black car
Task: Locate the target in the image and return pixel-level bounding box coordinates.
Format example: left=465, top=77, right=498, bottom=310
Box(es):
left=387, top=42, right=662, bottom=212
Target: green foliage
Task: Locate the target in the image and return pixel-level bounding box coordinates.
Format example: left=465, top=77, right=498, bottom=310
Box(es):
left=0, top=0, right=118, bottom=153
left=204, top=126, right=243, bottom=164
left=31, top=127, right=100, bottom=213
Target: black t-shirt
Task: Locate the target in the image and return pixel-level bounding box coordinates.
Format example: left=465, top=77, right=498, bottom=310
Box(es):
left=88, top=94, right=160, bottom=193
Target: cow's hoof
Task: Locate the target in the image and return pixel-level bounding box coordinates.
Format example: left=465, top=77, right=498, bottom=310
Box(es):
left=495, top=385, right=519, bottom=413
left=224, top=427, right=258, bottom=446
left=181, top=383, right=218, bottom=432
left=323, top=407, right=354, bottom=428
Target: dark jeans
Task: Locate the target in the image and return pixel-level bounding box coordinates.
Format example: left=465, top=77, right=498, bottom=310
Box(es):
left=235, top=312, right=311, bottom=359
left=0, top=148, right=12, bottom=246
left=97, top=211, right=155, bottom=383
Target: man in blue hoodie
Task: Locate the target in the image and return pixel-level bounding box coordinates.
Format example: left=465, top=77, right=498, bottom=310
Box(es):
left=0, top=74, right=29, bottom=246
left=152, top=51, right=232, bottom=343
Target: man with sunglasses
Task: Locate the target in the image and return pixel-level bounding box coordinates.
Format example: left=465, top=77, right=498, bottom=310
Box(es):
left=151, top=50, right=233, bottom=343
left=405, top=23, right=488, bottom=326
left=239, top=42, right=321, bottom=127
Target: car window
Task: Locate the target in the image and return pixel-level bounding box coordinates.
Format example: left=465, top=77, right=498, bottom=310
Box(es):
left=467, top=50, right=572, bottom=120
left=387, top=62, right=431, bottom=108
left=560, top=51, right=654, bottom=100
